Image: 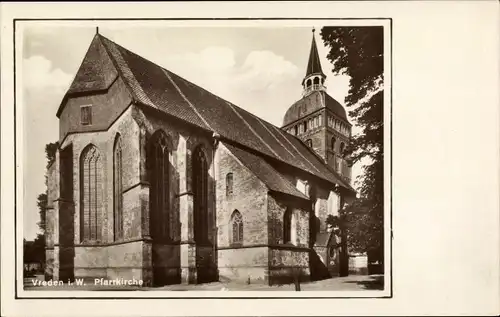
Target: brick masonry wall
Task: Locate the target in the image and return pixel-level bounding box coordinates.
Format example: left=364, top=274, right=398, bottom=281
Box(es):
left=215, top=143, right=269, bottom=247
left=315, top=186, right=333, bottom=234
left=133, top=107, right=218, bottom=284
left=45, top=154, right=59, bottom=280
left=299, top=125, right=327, bottom=160
left=59, top=77, right=133, bottom=141
left=55, top=106, right=144, bottom=281
left=47, top=163, right=57, bottom=208
left=267, top=194, right=310, bottom=284
left=215, top=143, right=269, bottom=283
left=73, top=240, right=145, bottom=281
left=61, top=106, right=141, bottom=245
left=268, top=248, right=310, bottom=285
left=218, top=247, right=268, bottom=284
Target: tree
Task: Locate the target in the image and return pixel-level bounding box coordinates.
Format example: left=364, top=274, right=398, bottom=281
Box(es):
left=36, top=141, right=59, bottom=234
left=36, top=193, right=47, bottom=233
left=36, top=142, right=58, bottom=234
left=45, top=142, right=59, bottom=168
left=24, top=234, right=45, bottom=274
left=321, top=26, right=384, bottom=264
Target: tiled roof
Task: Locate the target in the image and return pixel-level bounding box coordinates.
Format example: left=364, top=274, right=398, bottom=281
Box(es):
left=60, top=34, right=355, bottom=194
left=223, top=143, right=309, bottom=200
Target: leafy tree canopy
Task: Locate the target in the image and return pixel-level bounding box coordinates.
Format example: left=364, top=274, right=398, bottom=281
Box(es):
left=321, top=27, right=384, bottom=259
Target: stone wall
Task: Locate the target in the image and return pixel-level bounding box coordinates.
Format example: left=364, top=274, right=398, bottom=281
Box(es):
left=215, top=143, right=269, bottom=248
left=214, top=143, right=269, bottom=283
left=59, top=77, right=133, bottom=141
left=133, top=106, right=218, bottom=284
left=54, top=106, right=145, bottom=282
left=218, top=247, right=268, bottom=284
left=73, top=240, right=146, bottom=282
left=61, top=106, right=141, bottom=245
left=267, top=194, right=310, bottom=284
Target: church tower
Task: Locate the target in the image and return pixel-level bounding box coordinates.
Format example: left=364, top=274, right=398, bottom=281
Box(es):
left=282, top=29, right=352, bottom=183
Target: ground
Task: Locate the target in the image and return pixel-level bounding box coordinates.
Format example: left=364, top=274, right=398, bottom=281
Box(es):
left=24, top=274, right=384, bottom=291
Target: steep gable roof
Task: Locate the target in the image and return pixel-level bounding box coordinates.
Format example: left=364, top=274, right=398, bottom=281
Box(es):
left=59, top=34, right=355, bottom=194
left=57, top=35, right=118, bottom=117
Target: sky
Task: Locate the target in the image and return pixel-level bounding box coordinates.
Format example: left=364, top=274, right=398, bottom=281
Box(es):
left=21, top=24, right=362, bottom=240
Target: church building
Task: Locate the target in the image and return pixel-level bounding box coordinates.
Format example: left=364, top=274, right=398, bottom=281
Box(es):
left=44, top=29, right=356, bottom=286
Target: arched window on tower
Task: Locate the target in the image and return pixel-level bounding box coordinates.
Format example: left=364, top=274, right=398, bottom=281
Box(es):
left=230, top=210, right=243, bottom=245
left=306, top=78, right=312, bottom=88
left=226, top=172, right=233, bottom=197
left=313, top=77, right=319, bottom=85
left=331, top=137, right=336, bottom=151
left=113, top=135, right=124, bottom=241
left=80, top=144, right=103, bottom=243
left=193, top=145, right=209, bottom=244
left=149, top=131, right=171, bottom=240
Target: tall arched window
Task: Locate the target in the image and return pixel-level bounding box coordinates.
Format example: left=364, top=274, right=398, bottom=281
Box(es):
left=230, top=210, right=243, bottom=245
left=294, top=125, right=298, bottom=135
left=303, top=121, right=308, bottom=132
left=149, top=131, right=171, bottom=240
left=331, top=137, right=336, bottom=151
left=313, top=77, right=319, bottom=85
left=113, top=135, right=124, bottom=241
left=193, top=145, right=209, bottom=244
left=226, top=172, right=233, bottom=197
left=80, top=145, right=103, bottom=242
left=306, top=79, right=311, bottom=88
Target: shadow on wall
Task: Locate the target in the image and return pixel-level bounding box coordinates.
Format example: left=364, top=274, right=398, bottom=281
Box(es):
left=59, top=145, right=75, bottom=282
left=343, top=274, right=384, bottom=290
left=309, top=250, right=331, bottom=281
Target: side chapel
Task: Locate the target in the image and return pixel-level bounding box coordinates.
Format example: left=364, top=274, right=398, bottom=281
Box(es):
left=45, top=28, right=355, bottom=286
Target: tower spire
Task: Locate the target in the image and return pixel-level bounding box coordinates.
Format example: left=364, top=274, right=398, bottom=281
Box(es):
left=302, top=28, right=326, bottom=95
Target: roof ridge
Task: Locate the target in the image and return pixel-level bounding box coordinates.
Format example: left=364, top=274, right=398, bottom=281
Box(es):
left=56, top=33, right=115, bottom=117
left=83, top=35, right=355, bottom=194
left=96, top=34, right=295, bottom=134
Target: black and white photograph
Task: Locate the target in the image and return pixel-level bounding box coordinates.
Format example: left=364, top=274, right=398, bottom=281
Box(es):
left=18, top=20, right=390, bottom=295
left=2, top=1, right=499, bottom=316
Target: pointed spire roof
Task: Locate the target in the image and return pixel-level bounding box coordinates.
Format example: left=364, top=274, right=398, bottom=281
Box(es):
left=305, top=29, right=325, bottom=79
